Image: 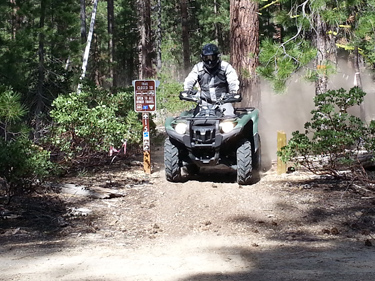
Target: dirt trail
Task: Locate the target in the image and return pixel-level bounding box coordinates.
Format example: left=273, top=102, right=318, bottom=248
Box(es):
left=1, top=147, right=375, bottom=281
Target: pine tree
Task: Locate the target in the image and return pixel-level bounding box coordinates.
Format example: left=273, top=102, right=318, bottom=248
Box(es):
left=230, top=0, right=260, bottom=108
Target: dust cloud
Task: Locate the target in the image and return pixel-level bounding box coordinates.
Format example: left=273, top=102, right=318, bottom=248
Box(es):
left=258, top=59, right=375, bottom=168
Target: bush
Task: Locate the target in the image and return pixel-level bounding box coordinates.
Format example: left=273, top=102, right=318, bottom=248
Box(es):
left=0, top=87, right=54, bottom=192
left=0, top=137, right=54, bottom=190
left=156, top=73, right=195, bottom=114
left=278, top=87, right=374, bottom=179
left=49, top=90, right=143, bottom=160
left=0, top=87, right=27, bottom=141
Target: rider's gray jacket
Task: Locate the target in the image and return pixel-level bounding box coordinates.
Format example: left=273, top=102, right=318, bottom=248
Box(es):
left=183, top=61, right=240, bottom=103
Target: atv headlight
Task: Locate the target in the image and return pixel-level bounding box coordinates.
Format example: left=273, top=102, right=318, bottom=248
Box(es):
left=175, top=122, right=188, bottom=135
left=220, top=121, right=235, bottom=133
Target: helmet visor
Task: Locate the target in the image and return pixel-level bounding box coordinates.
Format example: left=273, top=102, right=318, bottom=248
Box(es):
left=202, top=55, right=217, bottom=62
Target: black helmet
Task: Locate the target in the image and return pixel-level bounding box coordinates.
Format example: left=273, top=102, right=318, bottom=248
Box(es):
left=201, top=43, right=221, bottom=69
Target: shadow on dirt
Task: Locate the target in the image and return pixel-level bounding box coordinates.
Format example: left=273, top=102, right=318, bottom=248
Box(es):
left=233, top=178, right=375, bottom=237
left=179, top=178, right=375, bottom=281
left=0, top=192, right=98, bottom=247
left=175, top=165, right=262, bottom=185
left=0, top=156, right=146, bottom=249
left=178, top=243, right=375, bottom=281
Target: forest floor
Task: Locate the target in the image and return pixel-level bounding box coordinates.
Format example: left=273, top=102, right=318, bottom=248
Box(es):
left=1, top=145, right=375, bottom=281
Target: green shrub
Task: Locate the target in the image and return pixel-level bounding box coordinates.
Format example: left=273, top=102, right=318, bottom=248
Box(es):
left=49, top=90, right=142, bottom=160
left=278, top=87, right=372, bottom=178
left=0, top=87, right=54, bottom=191
left=156, top=73, right=194, bottom=114
left=0, top=137, right=54, bottom=189
left=0, top=87, right=27, bottom=141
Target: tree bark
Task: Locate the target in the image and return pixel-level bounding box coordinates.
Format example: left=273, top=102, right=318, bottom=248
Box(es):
left=181, top=0, right=190, bottom=75
left=314, top=13, right=328, bottom=95
left=9, top=0, right=20, bottom=40
left=138, top=0, right=153, bottom=79
left=214, top=0, right=219, bottom=45
left=326, top=24, right=337, bottom=66
left=230, top=0, right=260, bottom=109
left=80, top=0, right=87, bottom=44
left=108, top=0, right=116, bottom=90
left=35, top=0, right=46, bottom=140
left=156, top=0, right=162, bottom=70
left=77, top=0, right=98, bottom=94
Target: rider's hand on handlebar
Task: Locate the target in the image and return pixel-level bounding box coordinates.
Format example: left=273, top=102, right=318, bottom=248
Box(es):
left=223, top=91, right=242, bottom=103
left=180, top=90, right=199, bottom=102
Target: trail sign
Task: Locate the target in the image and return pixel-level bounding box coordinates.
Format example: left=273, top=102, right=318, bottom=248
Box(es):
left=132, top=80, right=159, bottom=174
left=133, top=80, right=156, bottom=112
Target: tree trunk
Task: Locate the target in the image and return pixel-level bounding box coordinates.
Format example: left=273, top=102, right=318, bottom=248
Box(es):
left=35, top=0, right=46, bottom=141
left=10, top=0, right=20, bottom=40
left=181, top=0, right=190, bottom=75
left=156, top=0, right=162, bottom=71
left=214, top=0, right=219, bottom=44
left=80, top=0, right=87, bottom=44
left=138, top=0, right=153, bottom=79
left=273, top=2, right=282, bottom=43
left=77, top=0, right=98, bottom=94
left=230, top=0, right=260, bottom=109
left=326, top=24, right=337, bottom=66
left=314, top=13, right=328, bottom=95
left=108, top=0, right=115, bottom=90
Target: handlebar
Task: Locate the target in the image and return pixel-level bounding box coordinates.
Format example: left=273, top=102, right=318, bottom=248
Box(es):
left=179, top=90, right=242, bottom=104
left=222, top=93, right=242, bottom=103
left=179, top=90, right=198, bottom=102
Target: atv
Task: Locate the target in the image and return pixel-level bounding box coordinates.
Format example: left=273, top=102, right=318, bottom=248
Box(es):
left=164, top=90, right=261, bottom=185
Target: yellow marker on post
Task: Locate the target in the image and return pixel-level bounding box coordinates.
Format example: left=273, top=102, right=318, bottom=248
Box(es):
left=277, top=131, right=287, bottom=175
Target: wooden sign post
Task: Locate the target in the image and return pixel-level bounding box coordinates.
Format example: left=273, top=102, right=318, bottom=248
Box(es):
left=142, top=112, right=151, bottom=174
left=133, top=80, right=157, bottom=174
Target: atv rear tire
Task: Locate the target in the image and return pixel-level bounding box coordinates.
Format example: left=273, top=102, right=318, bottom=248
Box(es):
left=164, top=138, right=182, bottom=182
left=237, top=140, right=253, bottom=185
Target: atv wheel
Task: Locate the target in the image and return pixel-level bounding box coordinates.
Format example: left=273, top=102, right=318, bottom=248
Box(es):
left=164, top=138, right=182, bottom=182
left=237, top=140, right=253, bottom=185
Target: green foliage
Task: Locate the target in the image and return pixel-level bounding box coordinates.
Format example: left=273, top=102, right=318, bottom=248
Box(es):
left=0, top=87, right=54, bottom=190
left=0, top=0, right=80, bottom=98
left=0, top=87, right=28, bottom=143
left=278, top=87, right=372, bottom=178
left=0, top=136, right=54, bottom=190
left=0, top=87, right=26, bottom=124
left=258, top=38, right=316, bottom=92
left=160, top=0, right=231, bottom=76
left=353, top=2, right=375, bottom=66
left=49, top=89, right=142, bottom=160
left=156, top=73, right=193, bottom=114
left=258, top=0, right=375, bottom=91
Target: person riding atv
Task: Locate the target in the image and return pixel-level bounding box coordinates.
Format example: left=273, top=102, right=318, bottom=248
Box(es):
left=184, top=43, right=240, bottom=116
left=163, top=44, right=261, bottom=185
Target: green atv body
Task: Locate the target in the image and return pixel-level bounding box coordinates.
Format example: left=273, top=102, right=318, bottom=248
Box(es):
left=164, top=91, right=261, bottom=185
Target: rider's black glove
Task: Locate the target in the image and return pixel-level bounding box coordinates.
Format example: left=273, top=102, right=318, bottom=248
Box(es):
left=226, top=91, right=242, bottom=102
